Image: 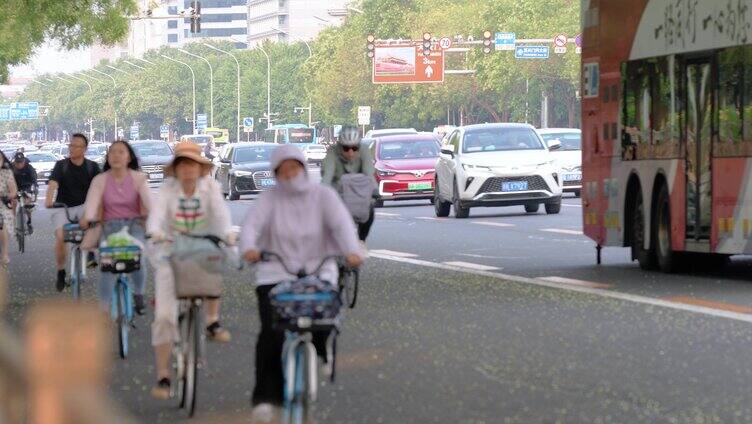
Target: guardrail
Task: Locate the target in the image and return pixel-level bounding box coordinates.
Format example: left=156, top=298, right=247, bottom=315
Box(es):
left=0, top=266, right=138, bottom=423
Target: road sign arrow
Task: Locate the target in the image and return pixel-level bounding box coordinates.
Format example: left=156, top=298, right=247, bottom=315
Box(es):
left=425, top=65, right=434, bottom=78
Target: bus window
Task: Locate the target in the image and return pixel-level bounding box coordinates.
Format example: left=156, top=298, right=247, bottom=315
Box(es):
left=622, top=61, right=651, bottom=159
left=263, top=130, right=278, bottom=143
left=650, top=56, right=682, bottom=158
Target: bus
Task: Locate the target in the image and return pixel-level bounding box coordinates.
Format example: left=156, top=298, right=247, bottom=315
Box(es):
left=205, top=127, right=229, bottom=145
left=581, top=0, right=752, bottom=272
left=263, top=124, right=317, bottom=144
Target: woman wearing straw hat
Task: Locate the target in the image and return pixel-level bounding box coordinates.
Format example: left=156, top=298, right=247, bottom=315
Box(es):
left=146, top=141, right=235, bottom=399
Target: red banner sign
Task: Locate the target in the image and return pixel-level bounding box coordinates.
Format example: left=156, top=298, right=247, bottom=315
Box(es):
left=372, top=44, right=444, bottom=84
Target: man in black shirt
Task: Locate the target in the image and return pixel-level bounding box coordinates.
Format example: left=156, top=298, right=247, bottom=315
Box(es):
left=12, top=152, right=37, bottom=233
left=45, top=133, right=101, bottom=292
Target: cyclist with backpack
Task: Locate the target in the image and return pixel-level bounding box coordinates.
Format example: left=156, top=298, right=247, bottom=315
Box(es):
left=45, top=133, right=101, bottom=292
left=320, top=125, right=377, bottom=242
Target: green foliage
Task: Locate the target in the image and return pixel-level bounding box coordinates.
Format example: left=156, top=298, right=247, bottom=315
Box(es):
left=0, top=0, right=137, bottom=82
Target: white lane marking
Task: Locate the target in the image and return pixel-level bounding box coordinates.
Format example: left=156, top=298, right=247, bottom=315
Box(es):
left=562, top=203, right=582, bottom=208
left=369, top=253, right=752, bottom=324
left=471, top=221, right=514, bottom=228
left=442, top=261, right=500, bottom=271
left=369, top=249, right=418, bottom=258
left=539, top=276, right=612, bottom=289
left=375, top=212, right=400, bottom=217
left=541, top=228, right=583, bottom=235
left=416, top=216, right=443, bottom=221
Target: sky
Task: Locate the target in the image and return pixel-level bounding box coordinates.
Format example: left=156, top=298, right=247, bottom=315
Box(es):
left=10, top=40, right=91, bottom=78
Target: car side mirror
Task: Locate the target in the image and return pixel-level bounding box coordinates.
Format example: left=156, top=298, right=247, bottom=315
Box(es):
left=440, top=144, right=456, bottom=156
left=547, top=139, right=562, bottom=151
left=220, top=158, right=230, bottom=164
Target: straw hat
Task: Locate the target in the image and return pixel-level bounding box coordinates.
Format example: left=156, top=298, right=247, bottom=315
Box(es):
left=165, top=141, right=214, bottom=176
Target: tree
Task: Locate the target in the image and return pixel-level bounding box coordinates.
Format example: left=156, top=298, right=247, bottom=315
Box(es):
left=0, top=0, right=137, bottom=83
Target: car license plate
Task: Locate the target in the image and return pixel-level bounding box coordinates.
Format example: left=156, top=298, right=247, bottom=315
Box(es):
left=150, top=173, right=163, bottom=180
left=259, top=178, right=276, bottom=188
left=563, top=173, right=581, bottom=182
left=501, top=181, right=528, bottom=192
left=408, top=182, right=432, bottom=191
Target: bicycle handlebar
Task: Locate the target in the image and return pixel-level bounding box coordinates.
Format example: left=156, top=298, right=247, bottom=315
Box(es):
left=259, top=251, right=344, bottom=279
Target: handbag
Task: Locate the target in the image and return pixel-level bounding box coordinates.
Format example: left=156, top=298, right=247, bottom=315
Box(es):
left=169, top=234, right=226, bottom=298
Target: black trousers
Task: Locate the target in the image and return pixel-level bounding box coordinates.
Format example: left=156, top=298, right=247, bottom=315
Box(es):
left=357, top=206, right=375, bottom=241
left=252, top=285, right=329, bottom=406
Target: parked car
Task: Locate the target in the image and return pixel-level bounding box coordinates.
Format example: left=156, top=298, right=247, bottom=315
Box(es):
left=434, top=123, right=563, bottom=218
left=48, top=144, right=69, bottom=159
left=25, top=151, right=58, bottom=183
left=372, top=134, right=441, bottom=207
left=215, top=142, right=279, bottom=200
left=293, top=143, right=327, bottom=165
left=131, top=140, right=173, bottom=183
left=537, top=128, right=582, bottom=197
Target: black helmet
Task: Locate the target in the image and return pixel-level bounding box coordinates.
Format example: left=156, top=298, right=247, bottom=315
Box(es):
left=13, top=152, right=25, bottom=163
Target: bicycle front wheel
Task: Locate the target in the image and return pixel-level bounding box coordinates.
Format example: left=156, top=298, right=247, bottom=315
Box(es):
left=116, top=281, right=129, bottom=359
left=15, top=213, right=24, bottom=253
left=291, top=344, right=309, bottom=424
left=344, top=268, right=359, bottom=309
left=70, top=249, right=81, bottom=300
left=183, top=305, right=200, bottom=417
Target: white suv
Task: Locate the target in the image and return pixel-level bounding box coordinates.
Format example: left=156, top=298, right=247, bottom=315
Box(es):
left=434, top=123, right=563, bottom=218
left=537, top=128, right=582, bottom=197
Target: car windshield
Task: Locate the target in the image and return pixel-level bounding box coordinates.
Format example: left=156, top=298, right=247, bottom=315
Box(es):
left=133, top=142, right=172, bottom=157
left=27, top=153, right=57, bottom=162
left=86, top=145, right=106, bottom=156
left=234, top=146, right=276, bottom=163
left=379, top=139, right=439, bottom=160
left=462, top=128, right=544, bottom=153
left=539, top=132, right=582, bottom=150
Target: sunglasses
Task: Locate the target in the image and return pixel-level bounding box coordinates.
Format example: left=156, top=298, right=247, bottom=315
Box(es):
left=342, top=146, right=360, bottom=152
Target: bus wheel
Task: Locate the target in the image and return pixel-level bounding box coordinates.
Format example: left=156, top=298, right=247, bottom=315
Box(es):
left=631, top=189, right=656, bottom=270
left=654, top=184, right=678, bottom=272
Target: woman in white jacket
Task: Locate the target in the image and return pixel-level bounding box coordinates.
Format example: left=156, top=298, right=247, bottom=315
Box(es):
left=241, top=144, right=364, bottom=421
left=146, top=141, right=234, bottom=400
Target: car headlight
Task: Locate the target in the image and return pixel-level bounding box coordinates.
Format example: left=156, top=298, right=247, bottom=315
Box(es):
left=376, top=168, right=396, bottom=177
left=462, top=163, right=492, bottom=172
left=233, top=170, right=253, bottom=177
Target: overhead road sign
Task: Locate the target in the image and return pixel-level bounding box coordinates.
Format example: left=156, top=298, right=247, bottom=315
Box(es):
left=243, top=117, right=254, bottom=132
left=130, top=124, right=139, bottom=141
left=0, top=102, right=40, bottom=121
left=495, top=32, right=516, bottom=51
left=554, top=34, right=568, bottom=47
left=372, top=44, right=444, bottom=84
left=196, top=113, right=207, bottom=130
left=439, top=37, right=452, bottom=50
left=160, top=124, right=170, bottom=138
left=515, top=46, right=550, bottom=59
left=575, top=33, right=583, bottom=54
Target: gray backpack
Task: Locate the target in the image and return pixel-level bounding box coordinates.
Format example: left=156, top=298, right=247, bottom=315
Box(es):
left=339, top=173, right=375, bottom=223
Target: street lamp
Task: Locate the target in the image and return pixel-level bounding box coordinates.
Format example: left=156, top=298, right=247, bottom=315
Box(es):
left=123, top=60, right=147, bottom=71
left=202, top=43, right=240, bottom=143
left=178, top=48, right=214, bottom=128
left=272, top=27, right=313, bottom=127
left=257, top=45, right=271, bottom=129
left=89, top=68, right=118, bottom=138
left=161, top=54, right=197, bottom=134
left=106, top=64, right=131, bottom=76
left=31, top=80, right=49, bottom=87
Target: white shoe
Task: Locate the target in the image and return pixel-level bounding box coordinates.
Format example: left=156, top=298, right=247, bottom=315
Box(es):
left=320, top=360, right=333, bottom=380
left=251, top=403, right=275, bottom=423
left=359, top=240, right=369, bottom=258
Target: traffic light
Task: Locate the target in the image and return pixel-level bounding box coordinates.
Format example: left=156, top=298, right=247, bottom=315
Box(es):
left=367, top=34, right=375, bottom=58
left=482, top=30, right=493, bottom=54
left=422, top=32, right=432, bottom=56
left=190, top=1, right=201, bottom=33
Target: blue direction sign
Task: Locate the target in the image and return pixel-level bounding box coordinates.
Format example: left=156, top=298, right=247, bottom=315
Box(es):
left=495, top=32, right=516, bottom=51
left=0, top=102, right=39, bottom=121
left=160, top=124, right=170, bottom=138
left=196, top=113, right=208, bottom=130
left=515, top=45, right=550, bottom=59
left=243, top=117, right=254, bottom=132
left=130, top=124, right=139, bottom=141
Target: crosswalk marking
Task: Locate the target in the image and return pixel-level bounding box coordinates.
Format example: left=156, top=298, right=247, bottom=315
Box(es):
left=471, top=221, right=514, bottom=228
left=375, top=212, right=400, bottom=217
left=541, top=228, right=583, bottom=235
left=442, top=261, right=499, bottom=271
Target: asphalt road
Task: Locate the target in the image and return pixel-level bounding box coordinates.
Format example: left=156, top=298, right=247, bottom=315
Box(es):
left=5, top=182, right=752, bottom=423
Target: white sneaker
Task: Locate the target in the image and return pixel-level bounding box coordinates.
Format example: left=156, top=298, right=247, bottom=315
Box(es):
left=320, top=360, right=333, bottom=380
left=251, top=403, right=275, bottom=423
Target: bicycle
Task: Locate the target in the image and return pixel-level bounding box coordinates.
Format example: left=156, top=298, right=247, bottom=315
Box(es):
left=14, top=187, right=36, bottom=253
left=154, top=233, right=230, bottom=417
left=261, top=251, right=342, bottom=424
left=338, top=265, right=359, bottom=309
left=54, top=203, right=88, bottom=299
left=99, top=242, right=142, bottom=359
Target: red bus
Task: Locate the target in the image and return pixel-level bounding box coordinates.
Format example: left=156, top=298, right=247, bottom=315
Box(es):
left=581, top=0, right=752, bottom=272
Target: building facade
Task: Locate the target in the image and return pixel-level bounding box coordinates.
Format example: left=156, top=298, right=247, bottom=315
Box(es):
left=247, top=0, right=348, bottom=46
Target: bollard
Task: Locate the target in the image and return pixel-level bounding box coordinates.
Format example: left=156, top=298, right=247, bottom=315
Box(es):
left=25, top=300, right=110, bottom=424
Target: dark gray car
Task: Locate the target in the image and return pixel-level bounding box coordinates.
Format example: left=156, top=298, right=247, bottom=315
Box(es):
left=131, top=140, right=173, bottom=183
left=215, top=142, right=279, bottom=200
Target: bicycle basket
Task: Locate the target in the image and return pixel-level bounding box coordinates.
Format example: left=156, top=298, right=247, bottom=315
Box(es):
left=63, top=223, right=85, bottom=243
left=269, top=276, right=341, bottom=329
left=100, top=245, right=142, bottom=273
left=169, top=242, right=225, bottom=298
